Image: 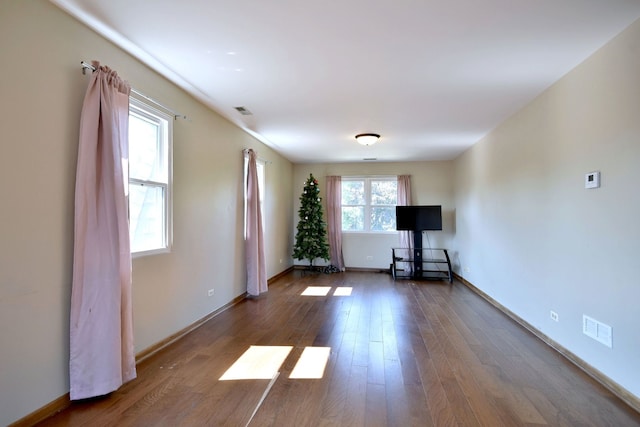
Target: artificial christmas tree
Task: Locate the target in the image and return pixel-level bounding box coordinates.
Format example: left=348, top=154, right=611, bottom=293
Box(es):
left=293, top=174, right=330, bottom=269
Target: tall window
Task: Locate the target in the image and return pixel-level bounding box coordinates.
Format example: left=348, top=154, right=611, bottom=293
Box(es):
left=341, top=177, right=397, bottom=232
left=128, top=99, right=172, bottom=255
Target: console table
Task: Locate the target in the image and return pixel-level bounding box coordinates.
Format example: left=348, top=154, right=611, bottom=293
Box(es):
left=391, top=247, right=452, bottom=282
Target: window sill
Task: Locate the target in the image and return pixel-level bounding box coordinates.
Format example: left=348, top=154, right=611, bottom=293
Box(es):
left=132, top=247, right=171, bottom=259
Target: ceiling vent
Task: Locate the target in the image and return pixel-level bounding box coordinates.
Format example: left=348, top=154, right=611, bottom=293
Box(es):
left=363, top=158, right=377, bottom=161
left=234, top=106, right=253, bottom=116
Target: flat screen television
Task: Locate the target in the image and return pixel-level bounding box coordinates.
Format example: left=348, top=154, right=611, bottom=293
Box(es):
left=396, top=205, right=442, bottom=231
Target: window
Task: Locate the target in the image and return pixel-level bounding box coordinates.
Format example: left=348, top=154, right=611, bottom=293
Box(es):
left=341, top=177, right=397, bottom=232
left=243, top=154, right=265, bottom=238
left=128, top=98, right=172, bottom=255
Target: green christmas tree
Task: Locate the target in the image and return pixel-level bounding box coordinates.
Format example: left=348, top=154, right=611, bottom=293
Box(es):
left=293, top=174, right=330, bottom=268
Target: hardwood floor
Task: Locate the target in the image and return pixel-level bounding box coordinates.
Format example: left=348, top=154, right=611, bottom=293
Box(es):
left=36, top=271, right=640, bottom=426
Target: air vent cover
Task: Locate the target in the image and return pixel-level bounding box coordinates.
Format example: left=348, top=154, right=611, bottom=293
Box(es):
left=234, top=106, right=252, bottom=116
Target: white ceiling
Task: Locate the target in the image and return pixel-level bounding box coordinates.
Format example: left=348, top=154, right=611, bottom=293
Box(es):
left=51, top=0, right=640, bottom=164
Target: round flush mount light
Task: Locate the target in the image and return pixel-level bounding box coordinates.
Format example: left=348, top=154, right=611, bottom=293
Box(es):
left=355, top=133, right=380, bottom=146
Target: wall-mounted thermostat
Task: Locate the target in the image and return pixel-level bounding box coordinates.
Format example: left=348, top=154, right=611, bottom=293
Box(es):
left=585, top=171, right=600, bottom=189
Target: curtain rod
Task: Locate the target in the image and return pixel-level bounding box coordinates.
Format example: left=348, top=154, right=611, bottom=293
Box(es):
left=81, top=61, right=187, bottom=121
left=243, top=148, right=272, bottom=164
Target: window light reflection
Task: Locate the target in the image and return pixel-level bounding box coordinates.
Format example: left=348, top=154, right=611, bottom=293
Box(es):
left=301, top=286, right=331, bottom=296
left=289, top=347, right=331, bottom=379
left=333, top=287, right=353, bottom=296
left=219, top=346, right=293, bottom=380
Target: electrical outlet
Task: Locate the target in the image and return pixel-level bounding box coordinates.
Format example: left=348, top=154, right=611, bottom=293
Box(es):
left=550, top=311, right=559, bottom=322
left=366, top=256, right=373, bottom=261
left=208, top=289, right=214, bottom=297
left=464, top=266, right=470, bottom=273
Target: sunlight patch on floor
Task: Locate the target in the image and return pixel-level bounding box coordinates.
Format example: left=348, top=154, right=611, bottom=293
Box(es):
left=301, top=286, right=353, bottom=296
left=301, top=286, right=332, bottom=296
left=219, top=346, right=293, bottom=380
left=289, top=347, right=331, bottom=379
left=334, top=287, right=353, bottom=296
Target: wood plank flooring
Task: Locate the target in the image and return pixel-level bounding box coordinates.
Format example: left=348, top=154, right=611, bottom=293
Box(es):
left=36, top=271, right=640, bottom=426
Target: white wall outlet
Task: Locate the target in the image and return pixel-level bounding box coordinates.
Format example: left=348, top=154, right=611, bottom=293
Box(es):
left=585, top=171, right=600, bottom=189
left=208, top=289, right=214, bottom=297
left=366, top=256, right=373, bottom=261
left=464, top=266, right=470, bottom=273
left=550, top=310, right=559, bottom=322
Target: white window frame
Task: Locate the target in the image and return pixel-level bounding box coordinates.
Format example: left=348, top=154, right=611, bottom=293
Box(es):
left=341, top=176, right=397, bottom=233
left=243, top=153, right=265, bottom=239
left=128, top=98, right=173, bottom=257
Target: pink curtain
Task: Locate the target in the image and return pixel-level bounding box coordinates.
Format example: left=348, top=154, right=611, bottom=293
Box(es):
left=397, top=175, right=413, bottom=250
left=70, top=61, right=136, bottom=400
left=326, top=176, right=345, bottom=271
left=246, top=149, right=267, bottom=296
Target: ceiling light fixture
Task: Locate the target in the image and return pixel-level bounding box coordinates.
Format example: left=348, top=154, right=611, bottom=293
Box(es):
left=355, top=133, right=380, bottom=146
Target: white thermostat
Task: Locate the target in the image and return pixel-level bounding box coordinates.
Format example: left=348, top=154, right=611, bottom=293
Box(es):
left=585, top=171, right=600, bottom=189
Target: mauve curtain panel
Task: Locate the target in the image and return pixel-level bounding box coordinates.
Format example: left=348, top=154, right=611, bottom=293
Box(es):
left=246, top=149, right=267, bottom=296
left=326, top=176, right=345, bottom=271
left=69, top=61, right=136, bottom=400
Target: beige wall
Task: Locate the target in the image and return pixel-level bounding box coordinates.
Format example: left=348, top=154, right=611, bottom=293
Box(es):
left=292, top=161, right=455, bottom=269
left=0, top=1, right=293, bottom=425
left=453, top=18, right=640, bottom=399
left=2, top=0, right=639, bottom=424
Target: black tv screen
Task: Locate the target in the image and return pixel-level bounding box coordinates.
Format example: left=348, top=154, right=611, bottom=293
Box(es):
left=396, top=205, right=442, bottom=231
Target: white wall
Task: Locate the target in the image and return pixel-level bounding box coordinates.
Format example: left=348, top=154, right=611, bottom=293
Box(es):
left=0, top=2, right=293, bottom=425
left=453, top=18, right=640, bottom=400
left=292, top=161, right=455, bottom=269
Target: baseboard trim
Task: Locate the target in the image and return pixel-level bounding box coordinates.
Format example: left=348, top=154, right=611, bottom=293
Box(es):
left=453, top=273, right=640, bottom=414
left=21, top=268, right=636, bottom=425
left=8, top=393, right=71, bottom=427
left=268, top=266, right=294, bottom=283
left=135, top=292, right=248, bottom=363
left=10, top=293, right=249, bottom=427
left=345, top=267, right=385, bottom=273
left=134, top=268, right=293, bottom=363
left=292, top=265, right=386, bottom=274
left=11, top=267, right=299, bottom=427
